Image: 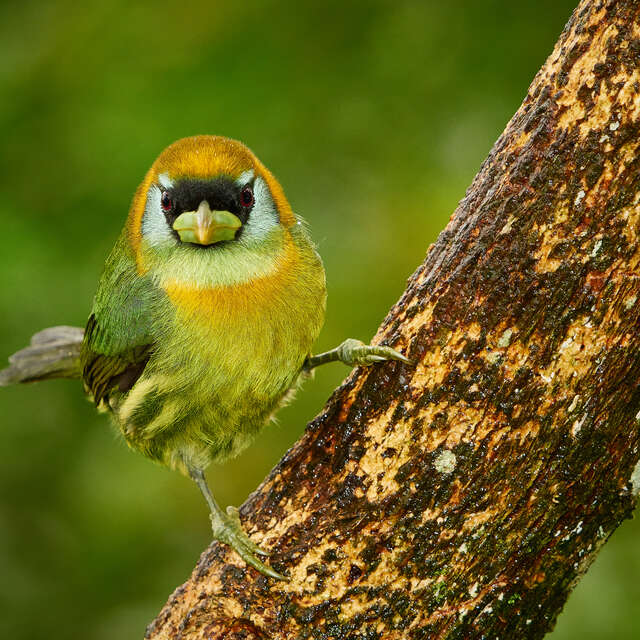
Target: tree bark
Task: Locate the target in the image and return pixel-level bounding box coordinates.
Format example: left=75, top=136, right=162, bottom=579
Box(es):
left=146, top=1, right=640, bottom=638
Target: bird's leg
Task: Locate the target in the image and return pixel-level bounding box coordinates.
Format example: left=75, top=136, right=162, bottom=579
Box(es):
left=188, top=467, right=287, bottom=581
left=303, top=338, right=412, bottom=372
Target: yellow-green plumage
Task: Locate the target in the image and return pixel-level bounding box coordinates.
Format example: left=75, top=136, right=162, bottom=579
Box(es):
left=81, top=137, right=326, bottom=476
left=105, top=223, right=325, bottom=473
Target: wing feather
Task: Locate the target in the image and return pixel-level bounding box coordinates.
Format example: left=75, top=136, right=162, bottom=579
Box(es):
left=80, top=233, right=164, bottom=406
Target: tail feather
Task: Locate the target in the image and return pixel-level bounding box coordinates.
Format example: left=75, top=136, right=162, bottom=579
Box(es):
left=0, top=326, right=84, bottom=386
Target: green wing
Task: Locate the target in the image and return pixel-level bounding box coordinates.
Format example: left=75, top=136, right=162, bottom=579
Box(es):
left=81, top=234, right=163, bottom=406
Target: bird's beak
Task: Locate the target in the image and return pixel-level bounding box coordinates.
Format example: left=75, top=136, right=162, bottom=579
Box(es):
left=172, top=201, right=242, bottom=245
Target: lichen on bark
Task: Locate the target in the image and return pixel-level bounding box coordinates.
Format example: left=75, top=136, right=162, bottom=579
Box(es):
left=146, top=1, right=640, bottom=638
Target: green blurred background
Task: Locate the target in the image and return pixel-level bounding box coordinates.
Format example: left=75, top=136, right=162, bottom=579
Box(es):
left=0, top=1, right=638, bottom=638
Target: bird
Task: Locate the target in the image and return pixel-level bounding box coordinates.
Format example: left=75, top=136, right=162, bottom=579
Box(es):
left=0, top=135, right=411, bottom=579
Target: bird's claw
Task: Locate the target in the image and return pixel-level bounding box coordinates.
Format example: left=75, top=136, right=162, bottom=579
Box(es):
left=338, top=339, right=413, bottom=367
left=224, top=506, right=269, bottom=556
left=210, top=507, right=288, bottom=581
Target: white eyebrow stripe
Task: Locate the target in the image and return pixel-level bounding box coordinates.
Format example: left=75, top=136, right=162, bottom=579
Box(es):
left=158, top=173, right=174, bottom=189
left=236, top=169, right=255, bottom=186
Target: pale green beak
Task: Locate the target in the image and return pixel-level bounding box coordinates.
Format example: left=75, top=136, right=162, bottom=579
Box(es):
left=172, top=200, right=242, bottom=245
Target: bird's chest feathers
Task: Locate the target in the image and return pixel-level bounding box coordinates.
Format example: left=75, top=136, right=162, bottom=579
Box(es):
left=160, top=265, right=323, bottom=401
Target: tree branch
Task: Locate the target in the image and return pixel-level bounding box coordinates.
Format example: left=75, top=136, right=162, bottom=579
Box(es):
left=146, top=1, right=640, bottom=638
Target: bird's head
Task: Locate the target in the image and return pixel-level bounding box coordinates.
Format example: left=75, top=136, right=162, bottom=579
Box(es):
left=128, top=136, right=301, bottom=287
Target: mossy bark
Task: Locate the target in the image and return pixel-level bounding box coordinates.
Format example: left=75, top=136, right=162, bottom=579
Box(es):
left=146, top=1, right=640, bottom=638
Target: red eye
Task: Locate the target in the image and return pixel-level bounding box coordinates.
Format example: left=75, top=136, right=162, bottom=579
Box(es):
left=241, top=186, right=254, bottom=208
left=161, top=190, right=173, bottom=212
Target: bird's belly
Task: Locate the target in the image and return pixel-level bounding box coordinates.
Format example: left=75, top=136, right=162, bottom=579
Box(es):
left=111, top=323, right=309, bottom=473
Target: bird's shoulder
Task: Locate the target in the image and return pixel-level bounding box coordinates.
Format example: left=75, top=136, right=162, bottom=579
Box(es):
left=81, top=232, right=167, bottom=405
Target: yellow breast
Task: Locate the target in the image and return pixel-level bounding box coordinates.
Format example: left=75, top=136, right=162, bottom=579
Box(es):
left=159, top=234, right=326, bottom=400
left=163, top=235, right=302, bottom=325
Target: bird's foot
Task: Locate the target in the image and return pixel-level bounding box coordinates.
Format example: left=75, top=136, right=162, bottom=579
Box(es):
left=335, top=339, right=413, bottom=367
left=211, top=506, right=287, bottom=581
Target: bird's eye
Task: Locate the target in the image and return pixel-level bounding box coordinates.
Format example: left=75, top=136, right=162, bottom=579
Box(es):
left=161, top=190, right=173, bottom=212
left=240, top=186, right=254, bottom=208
